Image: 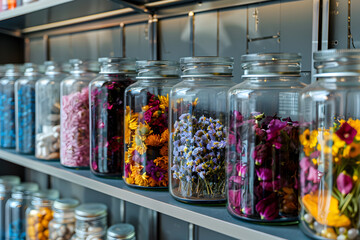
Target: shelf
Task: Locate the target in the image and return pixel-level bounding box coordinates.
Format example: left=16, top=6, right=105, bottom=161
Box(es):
left=0, top=149, right=309, bottom=240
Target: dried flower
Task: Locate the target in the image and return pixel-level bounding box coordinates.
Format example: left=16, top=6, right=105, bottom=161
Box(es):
left=336, top=122, right=357, bottom=145
left=337, top=172, right=353, bottom=195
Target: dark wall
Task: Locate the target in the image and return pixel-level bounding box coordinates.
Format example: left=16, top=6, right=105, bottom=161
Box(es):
left=0, top=33, right=24, bottom=64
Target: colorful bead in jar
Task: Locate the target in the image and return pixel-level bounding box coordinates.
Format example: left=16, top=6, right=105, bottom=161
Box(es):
left=35, top=61, right=67, bottom=160
left=71, top=203, right=107, bottom=240
left=169, top=57, right=234, bottom=203
left=107, top=223, right=135, bottom=240
left=49, top=199, right=79, bottom=240
left=89, top=58, right=136, bottom=178
left=0, top=64, right=21, bottom=148
left=15, top=63, right=42, bottom=154
left=5, top=182, right=39, bottom=240
left=26, top=189, right=60, bottom=240
left=123, top=60, right=180, bottom=188
left=300, top=49, right=360, bottom=239
left=227, top=53, right=305, bottom=223
left=0, top=175, right=20, bottom=239
left=60, top=59, right=96, bottom=168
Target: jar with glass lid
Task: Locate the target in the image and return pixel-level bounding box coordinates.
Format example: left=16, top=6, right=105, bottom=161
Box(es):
left=169, top=57, right=234, bottom=203
left=299, top=49, right=360, bottom=240
left=35, top=61, right=67, bottom=160
left=26, top=189, right=60, bottom=240
left=71, top=203, right=107, bottom=240
left=48, top=198, right=79, bottom=240
left=107, top=223, right=135, bottom=240
left=15, top=63, right=42, bottom=154
left=60, top=59, right=96, bottom=168
left=226, top=53, right=305, bottom=223
left=123, top=60, right=179, bottom=188
left=5, top=182, right=39, bottom=240
left=89, top=57, right=136, bottom=178
left=0, top=64, right=21, bottom=148
left=0, top=175, right=20, bottom=239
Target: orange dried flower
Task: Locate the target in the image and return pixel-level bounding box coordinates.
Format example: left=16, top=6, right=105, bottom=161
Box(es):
left=145, top=134, right=162, bottom=147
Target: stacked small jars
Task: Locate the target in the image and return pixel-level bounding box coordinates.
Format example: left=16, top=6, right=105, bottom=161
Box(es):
left=5, top=182, right=39, bottom=239
left=227, top=53, right=305, bottom=223
left=72, top=203, right=107, bottom=240
left=89, top=58, right=136, bottom=178
left=15, top=63, right=42, bottom=154
left=169, top=57, right=234, bottom=203
left=35, top=62, right=67, bottom=160
left=0, top=64, right=21, bottom=148
left=60, top=60, right=96, bottom=168
left=124, top=61, right=180, bottom=188
left=299, top=50, right=360, bottom=239
left=49, top=199, right=79, bottom=240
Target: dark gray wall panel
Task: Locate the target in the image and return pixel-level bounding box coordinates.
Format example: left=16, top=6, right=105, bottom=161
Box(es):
left=0, top=34, right=23, bottom=64
left=25, top=168, right=49, bottom=190
left=159, top=16, right=191, bottom=61
left=125, top=23, right=150, bottom=60
left=70, top=31, right=99, bottom=61
left=198, top=226, right=237, bottom=240
left=98, top=27, right=122, bottom=58
left=329, top=0, right=348, bottom=49
left=248, top=38, right=280, bottom=53
left=350, top=0, right=360, bottom=48
left=194, top=11, right=218, bottom=56
left=50, top=35, right=71, bottom=63
left=29, top=37, right=45, bottom=64
left=159, top=214, right=188, bottom=240
left=125, top=202, right=151, bottom=240
left=219, top=7, right=247, bottom=82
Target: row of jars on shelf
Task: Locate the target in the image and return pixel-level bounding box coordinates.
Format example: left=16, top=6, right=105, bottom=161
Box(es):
left=0, top=175, right=136, bottom=240
left=1, top=0, right=38, bottom=11
left=1, top=49, right=360, bottom=240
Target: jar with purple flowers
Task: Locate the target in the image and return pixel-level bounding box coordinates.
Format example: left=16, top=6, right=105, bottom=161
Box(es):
left=227, top=53, right=305, bottom=223
left=169, top=57, right=234, bottom=203
left=89, top=57, right=136, bottom=178
left=124, top=60, right=180, bottom=188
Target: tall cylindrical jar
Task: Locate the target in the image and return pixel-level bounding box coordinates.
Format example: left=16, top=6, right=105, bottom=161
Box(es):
left=35, top=61, right=67, bottom=160
left=89, top=58, right=136, bottom=178
left=5, top=182, right=39, bottom=240
left=15, top=63, right=42, bottom=154
left=0, top=176, right=20, bottom=239
left=48, top=199, right=79, bottom=240
left=299, top=49, right=360, bottom=240
left=71, top=203, right=107, bottom=240
left=60, top=59, right=96, bottom=168
left=226, top=53, right=305, bottom=223
left=26, top=189, right=60, bottom=240
left=124, top=61, right=179, bottom=188
left=169, top=57, right=234, bottom=203
left=0, top=65, right=21, bottom=148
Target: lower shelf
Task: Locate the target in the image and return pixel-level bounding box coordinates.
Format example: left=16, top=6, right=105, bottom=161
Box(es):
left=0, top=149, right=308, bottom=240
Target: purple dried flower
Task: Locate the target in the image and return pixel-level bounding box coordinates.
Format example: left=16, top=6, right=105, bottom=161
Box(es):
left=266, top=119, right=287, bottom=141
left=228, top=189, right=241, bottom=207
left=337, top=172, right=353, bottom=195
left=336, top=122, right=357, bottom=144
left=255, top=194, right=279, bottom=220
left=256, top=168, right=273, bottom=181
left=252, top=144, right=270, bottom=165
left=307, top=166, right=321, bottom=183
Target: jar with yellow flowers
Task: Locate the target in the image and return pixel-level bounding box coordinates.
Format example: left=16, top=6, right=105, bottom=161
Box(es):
left=124, top=60, right=180, bottom=188
left=300, top=49, right=360, bottom=240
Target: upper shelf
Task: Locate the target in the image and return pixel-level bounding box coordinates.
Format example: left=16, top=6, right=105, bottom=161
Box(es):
left=0, top=149, right=308, bottom=240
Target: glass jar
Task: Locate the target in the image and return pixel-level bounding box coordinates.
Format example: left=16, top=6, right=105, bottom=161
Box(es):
left=0, top=64, right=21, bottom=148
left=5, top=182, right=39, bottom=240
left=107, top=223, right=135, bottom=240
left=123, top=61, right=179, bottom=188
left=26, top=189, right=60, bottom=240
left=0, top=176, right=20, bottom=239
left=15, top=63, right=42, bottom=154
left=169, top=57, right=234, bottom=203
left=60, top=59, right=96, bottom=168
left=48, top=199, right=79, bottom=240
left=299, top=49, right=360, bottom=239
left=226, top=53, right=305, bottom=223
left=89, top=58, right=136, bottom=178
left=35, top=61, right=67, bottom=160
left=71, top=203, right=107, bottom=240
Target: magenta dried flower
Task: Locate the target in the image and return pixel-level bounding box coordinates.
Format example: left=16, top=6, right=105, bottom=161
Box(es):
left=255, top=194, right=279, bottom=220
left=252, top=144, right=270, bottom=165
left=228, top=189, right=241, bottom=207
left=336, top=122, right=357, bottom=144
left=266, top=119, right=287, bottom=141
left=256, top=167, right=273, bottom=181
left=337, top=172, right=353, bottom=195
left=307, top=166, right=321, bottom=184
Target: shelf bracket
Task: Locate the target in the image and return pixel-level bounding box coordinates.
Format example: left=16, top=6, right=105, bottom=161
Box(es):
left=110, top=0, right=151, bottom=15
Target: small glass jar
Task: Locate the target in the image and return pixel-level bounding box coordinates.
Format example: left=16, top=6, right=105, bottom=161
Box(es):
left=299, top=49, right=360, bottom=239
left=60, top=59, right=96, bottom=168
left=123, top=61, right=179, bottom=188
left=35, top=61, right=67, bottom=160
left=71, top=203, right=107, bottom=240
left=89, top=58, right=136, bottom=178
left=5, top=182, right=39, bottom=240
left=107, top=224, right=135, bottom=240
left=48, top=199, right=80, bottom=240
left=169, top=57, right=234, bottom=203
left=0, top=176, right=20, bottom=239
left=0, top=65, right=21, bottom=148
left=15, top=63, right=42, bottom=154
left=26, top=189, right=60, bottom=240
left=227, top=53, right=305, bottom=223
